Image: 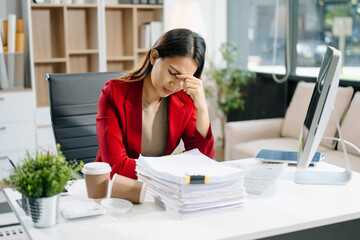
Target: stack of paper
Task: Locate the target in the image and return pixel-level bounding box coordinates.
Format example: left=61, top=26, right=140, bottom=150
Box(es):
left=136, top=149, right=246, bottom=218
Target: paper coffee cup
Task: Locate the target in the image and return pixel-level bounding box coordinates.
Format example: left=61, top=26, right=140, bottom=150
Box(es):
left=111, top=174, right=147, bottom=204
left=82, top=162, right=111, bottom=199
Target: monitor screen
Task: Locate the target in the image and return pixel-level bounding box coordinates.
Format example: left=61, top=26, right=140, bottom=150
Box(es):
left=297, top=46, right=341, bottom=170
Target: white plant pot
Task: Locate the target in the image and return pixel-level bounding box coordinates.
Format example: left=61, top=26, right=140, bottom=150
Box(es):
left=28, top=194, right=60, bottom=228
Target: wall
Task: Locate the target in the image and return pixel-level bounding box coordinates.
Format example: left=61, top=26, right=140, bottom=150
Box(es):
left=164, top=0, right=227, bottom=65
left=164, top=0, right=227, bottom=148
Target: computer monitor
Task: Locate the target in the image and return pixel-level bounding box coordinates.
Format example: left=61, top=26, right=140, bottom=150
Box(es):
left=294, top=46, right=352, bottom=184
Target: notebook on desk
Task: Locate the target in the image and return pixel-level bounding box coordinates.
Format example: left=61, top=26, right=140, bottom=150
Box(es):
left=255, top=149, right=324, bottom=166
left=60, top=199, right=105, bottom=219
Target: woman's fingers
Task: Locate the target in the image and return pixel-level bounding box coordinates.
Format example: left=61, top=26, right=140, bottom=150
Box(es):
left=184, top=82, right=202, bottom=95
left=176, top=74, right=202, bottom=93
left=176, top=74, right=207, bottom=111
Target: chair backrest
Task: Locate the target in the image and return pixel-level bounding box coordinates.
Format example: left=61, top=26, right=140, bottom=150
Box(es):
left=47, top=71, right=123, bottom=164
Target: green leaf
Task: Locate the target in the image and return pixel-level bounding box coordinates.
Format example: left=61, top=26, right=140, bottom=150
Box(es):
left=206, top=41, right=256, bottom=115
left=2, top=144, right=84, bottom=198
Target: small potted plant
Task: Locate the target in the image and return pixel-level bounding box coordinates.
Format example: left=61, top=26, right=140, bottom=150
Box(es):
left=3, top=144, right=83, bottom=228
left=206, top=41, right=256, bottom=149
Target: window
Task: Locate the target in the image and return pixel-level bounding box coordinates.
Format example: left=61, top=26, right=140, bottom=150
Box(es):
left=297, top=0, right=360, bottom=80
left=229, top=0, right=360, bottom=81
left=246, top=0, right=286, bottom=75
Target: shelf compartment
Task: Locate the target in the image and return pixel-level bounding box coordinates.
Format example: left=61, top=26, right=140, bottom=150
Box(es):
left=105, top=8, right=134, bottom=57
left=137, top=52, right=147, bottom=64
left=34, top=58, right=67, bottom=64
left=107, top=56, right=134, bottom=61
left=66, top=4, right=97, bottom=9
left=69, top=53, right=99, bottom=73
left=66, top=7, right=98, bottom=51
left=32, top=7, right=66, bottom=59
left=136, top=8, right=163, bottom=49
left=137, top=48, right=149, bottom=53
left=34, top=62, right=66, bottom=107
left=31, top=4, right=65, bottom=8
left=135, top=5, right=163, bottom=10
left=107, top=60, right=134, bottom=72
left=0, top=88, right=32, bottom=93
left=105, top=4, right=133, bottom=9
left=136, top=8, right=163, bottom=30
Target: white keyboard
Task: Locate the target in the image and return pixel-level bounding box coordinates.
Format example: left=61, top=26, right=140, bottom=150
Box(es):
left=244, top=162, right=286, bottom=194
left=60, top=199, right=105, bottom=219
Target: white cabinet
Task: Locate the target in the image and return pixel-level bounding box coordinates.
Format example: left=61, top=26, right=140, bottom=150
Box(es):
left=0, top=122, right=36, bottom=152
left=0, top=91, right=36, bottom=179
left=0, top=93, right=35, bottom=122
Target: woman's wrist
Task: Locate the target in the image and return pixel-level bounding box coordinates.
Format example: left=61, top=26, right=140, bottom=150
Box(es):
left=196, top=106, right=210, bottom=138
left=195, top=98, right=208, bottom=113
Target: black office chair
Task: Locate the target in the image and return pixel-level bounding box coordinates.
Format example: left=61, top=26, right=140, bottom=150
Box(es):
left=47, top=71, right=123, bottom=164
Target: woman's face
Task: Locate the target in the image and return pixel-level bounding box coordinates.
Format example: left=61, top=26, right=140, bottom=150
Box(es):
left=150, top=53, right=198, bottom=98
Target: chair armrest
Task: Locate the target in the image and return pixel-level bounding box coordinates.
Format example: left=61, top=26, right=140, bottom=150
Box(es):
left=224, top=118, right=283, bottom=161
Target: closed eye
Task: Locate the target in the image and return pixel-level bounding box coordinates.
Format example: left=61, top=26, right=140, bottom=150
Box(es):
left=168, top=70, right=177, bottom=76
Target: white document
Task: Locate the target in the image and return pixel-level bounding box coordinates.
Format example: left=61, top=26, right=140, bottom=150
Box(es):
left=137, top=149, right=247, bottom=217
left=139, top=171, right=244, bottom=199
left=138, top=169, right=243, bottom=195
left=136, top=149, right=246, bottom=217
left=137, top=149, right=245, bottom=185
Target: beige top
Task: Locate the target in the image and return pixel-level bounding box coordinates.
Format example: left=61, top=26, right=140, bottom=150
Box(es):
left=141, top=97, right=168, bottom=156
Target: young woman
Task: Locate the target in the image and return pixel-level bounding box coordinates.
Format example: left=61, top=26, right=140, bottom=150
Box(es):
left=95, top=28, right=214, bottom=179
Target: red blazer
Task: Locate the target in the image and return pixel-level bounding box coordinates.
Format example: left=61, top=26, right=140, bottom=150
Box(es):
left=95, top=79, right=214, bottom=179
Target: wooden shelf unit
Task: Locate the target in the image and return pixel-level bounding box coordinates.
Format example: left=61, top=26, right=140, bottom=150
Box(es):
left=29, top=2, right=163, bottom=107
left=30, top=3, right=101, bottom=107
left=66, top=6, right=98, bottom=51
left=31, top=6, right=66, bottom=60
left=69, top=53, right=99, bottom=73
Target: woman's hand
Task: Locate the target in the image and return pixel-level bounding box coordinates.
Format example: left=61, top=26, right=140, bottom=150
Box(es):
left=177, top=74, right=207, bottom=111
left=177, top=74, right=210, bottom=138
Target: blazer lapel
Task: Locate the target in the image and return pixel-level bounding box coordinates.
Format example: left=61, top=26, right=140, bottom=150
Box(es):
left=166, top=94, right=185, bottom=154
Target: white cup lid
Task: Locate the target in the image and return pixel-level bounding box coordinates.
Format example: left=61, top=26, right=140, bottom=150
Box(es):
left=82, top=162, right=111, bottom=175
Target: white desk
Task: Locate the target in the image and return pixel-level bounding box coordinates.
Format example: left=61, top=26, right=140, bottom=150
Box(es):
left=4, top=159, right=360, bottom=240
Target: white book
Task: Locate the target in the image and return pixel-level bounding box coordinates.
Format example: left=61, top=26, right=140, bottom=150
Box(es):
left=7, top=14, right=16, bottom=53
left=140, top=23, right=151, bottom=49
left=150, top=21, right=163, bottom=47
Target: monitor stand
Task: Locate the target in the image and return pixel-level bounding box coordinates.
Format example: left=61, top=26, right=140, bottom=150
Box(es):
left=295, top=107, right=352, bottom=185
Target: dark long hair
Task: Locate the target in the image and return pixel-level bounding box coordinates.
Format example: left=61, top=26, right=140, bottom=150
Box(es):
left=122, top=28, right=206, bottom=80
